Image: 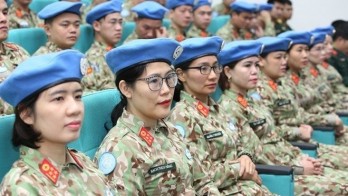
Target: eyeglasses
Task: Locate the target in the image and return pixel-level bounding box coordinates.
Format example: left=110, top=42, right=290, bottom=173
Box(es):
left=186, top=64, right=223, bottom=75
left=137, top=72, right=178, bottom=91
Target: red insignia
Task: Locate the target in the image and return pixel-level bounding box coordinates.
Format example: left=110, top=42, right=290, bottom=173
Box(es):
left=106, top=46, right=113, bottom=51
left=232, top=29, right=239, bottom=39
left=39, top=159, right=59, bottom=184
left=237, top=94, right=248, bottom=108
left=15, top=9, right=23, bottom=18
left=322, top=62, right=329, bottom=69
left=310, top=67, right=319, bottom=77
left=291, top=72, right=300, bottom=85
left=196, top=101, right=209, bottom=117
left=268, top=80, right=278, bottom=91
left=139, top=127, right=154, bottom=147
left=244, top=32, right=252, bottom=40
left=176, top=34, right=185, bottom=42
left=200, top=31, right=208, bottom=37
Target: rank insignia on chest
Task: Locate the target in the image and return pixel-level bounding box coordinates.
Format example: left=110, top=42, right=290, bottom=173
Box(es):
left=139, top=127, right=154, bottom=147
left=204, top=131, right=223, bottom=140
left=291, top=73, right=300, bottom=85
left=39, top=158, right=59, bottom=184
left=148, top=162, right=177, bottom=175
left=310, top=67, right=319, bottom=77
left=196, top=101, right=209, bottom=117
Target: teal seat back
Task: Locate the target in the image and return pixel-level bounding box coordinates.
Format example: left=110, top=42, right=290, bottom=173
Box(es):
left=74, top=24, right=94, bottom=53
left=68, top=89, right=121, bottom=158
left=301, top=149, right=317, bottom=158
left=7, top=28, right=47, bottom=55
left=260, top=174, right=294, bottom=196
left=118, top=22, right=135, bottom=46
left=0, top=115, right=18, bottom=181
left=29, top=0, right=58, bottom=14
left=339, top=116, right=348, bottom=125
left=211, top=85, right=223, bottom=102
left=312, top=129, right=335, bottom=145
left=207, top=15, right=230, bottom=35
left=163, top=18, right=171, bottom=29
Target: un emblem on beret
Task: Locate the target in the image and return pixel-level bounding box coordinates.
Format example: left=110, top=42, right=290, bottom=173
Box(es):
left=310, top=36, right=315, bottom=45
left=173, top=46, right=183, bottom=60
left=220, top=40, right=225, bottom=51
left=260, top=44, right=265, bottom=54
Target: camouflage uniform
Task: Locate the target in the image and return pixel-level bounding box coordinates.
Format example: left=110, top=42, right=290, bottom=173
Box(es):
left=262, top=20, right=276, bottom=37
left=169, top=91, right=272, bottom=195
left=123, top=31, right=139, bottom=43
left=8, top=4, right=42, bottom=29
left=34, top=41, right=63, bottom=56
left=212, top=3, right=230, bottom=16
left=0, top=42, right=29, bottom=115
left=82, top=41, right=116, bottom=92
left=219, top=89, right=348, bottom=195
left=168, top=24, right=186, bottom=42
left=186, top=24, right=212, bottom=38
left=273, top=19, right=291, bottom=35
left=121, top=0, right=137, bottom=22
left=256, top=72, right=348, bottom=168
left=328, top=48, right=348, bottom=87
left=94, top=110, right=209, bottom=195
left=216, top=22, right=256, bottom=43
left=0, top=146, right=114, bottom=195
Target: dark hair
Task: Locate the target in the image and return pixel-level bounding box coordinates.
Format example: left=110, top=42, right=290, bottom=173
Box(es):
left=332, top=20, right=348, bottom=41
left=44, top=12, right=82, bottom=25
left=111, top=64, right=147, bottom=126
left=284, top=0, right=292, bottom=6
left=173, top=60, right=194, bottom=102
left=12, top=94, right=42, bottom=149
left=218, top=61, right=238, bottom=91
left=267, top=0, right=286, bottom=4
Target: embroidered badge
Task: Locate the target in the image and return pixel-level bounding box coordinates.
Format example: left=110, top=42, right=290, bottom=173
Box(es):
left=204, top=131, right=223, bottom=140
left=275, top=98, right=291, bottom=107
left=39, top=158, right=59, bottom=184
left=148, top=162, right=176, bottom=175
left=237, top=94, right=248, bottom=108
left=249, top=119, right=266, bottom=129
left=139, top=127, right=154, bottom=147
left=268, top=80, right=277, bottom=91
left=291, top=72, right=300, bottom=85
left=80, top=57, right=92, bottom=75
left=174, top=125, right=186, bottom=138
left=98, top=152, right=117, bottom=175
left=173, top=45, right=183, bottom=59
left=310, top=67, right=319, bottom=77
left=196, top=101, right=209, bottom=117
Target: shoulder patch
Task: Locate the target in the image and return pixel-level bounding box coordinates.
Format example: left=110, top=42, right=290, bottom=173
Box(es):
left=174, top=125, right=186, bottom=138
left=98, top=152, right=117, bottom=175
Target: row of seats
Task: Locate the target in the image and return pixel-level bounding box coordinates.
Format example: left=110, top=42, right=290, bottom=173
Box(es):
left=6, top=16, right=230, bottom=55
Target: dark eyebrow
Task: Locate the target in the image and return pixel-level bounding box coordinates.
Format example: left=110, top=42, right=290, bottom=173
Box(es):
left=49, top=88, right=82, bottom=96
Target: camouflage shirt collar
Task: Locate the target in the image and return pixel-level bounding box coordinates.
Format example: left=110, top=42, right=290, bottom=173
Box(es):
left=119, top=109, right=168, bottom=135
left=20, top=145, right=84, bottom=184
left=94, top=40, right=114, bottom=52
left=0, top=42, right=18, bottom=55
left=46, top=41, right=63, bottom=52
left=180, top=90, right=219, bottom=113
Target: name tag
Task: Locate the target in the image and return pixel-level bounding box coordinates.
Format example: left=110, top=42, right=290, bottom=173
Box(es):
left=148, top=162, right=176, bottom=175
left=249, top=119, right=266, bottom=129
left=204, top=131, right=223, bottom=140
left=275, top=99, right=291, bottom=107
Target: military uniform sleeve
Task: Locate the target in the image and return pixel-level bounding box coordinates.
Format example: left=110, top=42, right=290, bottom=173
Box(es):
left=329, top=55, right=348, bottom=87
left=0, top=168, right=40, bottom=195
left=169, top=106, right=240, bottom=191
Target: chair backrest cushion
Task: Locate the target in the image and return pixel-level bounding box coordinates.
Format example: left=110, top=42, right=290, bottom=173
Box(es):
left=7, top=28, right=47, bottom=55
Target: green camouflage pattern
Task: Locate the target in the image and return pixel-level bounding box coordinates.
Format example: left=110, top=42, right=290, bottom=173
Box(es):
left=167, top=24, right=186, bottom=42
left=0, top=146, right=114, bottom=195
left=123, top=31, right=138, bottom=44
left=8, top=4, right=42, bottom=29
left=33, top=41, right=63, bottom=56
left=262, top=20, right=276, bottom=37
left=169, top=91, right=272, bottom=195
left=328, top=48, right=348, bottom=87
left=186, top=24, right=212, bottom=38
left=216, top=22, right=256, bottom=43
left=94, top=109, right=202, bottom=195
left=212, top=3, right=230, bottom=16
left=0, top=42, right=29, bottom=115
left=82, top=41, right=116, bottom=92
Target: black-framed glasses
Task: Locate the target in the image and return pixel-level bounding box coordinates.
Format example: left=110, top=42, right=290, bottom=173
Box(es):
left=186, top=64, right=223, bottom=75
left=137, top=72, right=178, bottom=91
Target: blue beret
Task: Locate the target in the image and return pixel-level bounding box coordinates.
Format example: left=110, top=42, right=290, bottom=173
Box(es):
left=86, top=0, right=122, bottom=25
left=0, top=50, right=85, bottom=106
left=106, top=38, right=182, bottom=75
left=166, top=0, right=194, bottom=9
left=256, top=3, right=273, bottom=12
left=257, top=37, right=292, bottom=54
left=131, top=1, right=168, bottom=20
left=278, top=31, right=313, bottom=46
left=311, top=26, right=335, bottom=36
left=173, top=36, right=224, bottom=67
left=193, top=0, right=212, bottom=11
left=230, top=1, right=257, bottom=13
left=218, top=40, right=263, bottom=66
left=311, top=32, right=326, bottom=46
left=38, top=1, right=82, bottom=20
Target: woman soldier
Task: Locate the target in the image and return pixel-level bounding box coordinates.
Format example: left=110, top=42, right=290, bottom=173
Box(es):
left=169, top=36, right=273, bottom=195
left=217, top=38, right=348, bottom=195
left=94, top=38, right=218, bottom=195
left=0, top=50, right=114, bottom=195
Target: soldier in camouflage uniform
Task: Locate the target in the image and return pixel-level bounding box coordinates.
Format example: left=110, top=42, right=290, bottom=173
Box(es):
left=170, top=37, right=273, bottom=195
left=34, top=1, right=82, bottom=55
left=124, top=1, right=168, bottom=43
left=166, top=0, right=193, bottom=42
left=8, top=0, right=42, bottom=29
left=0, top=0, right=29, bottom=115
left=94, top=39, right=217, bottom=194
left=328, top=21, right=348, bottom=87
left=81, top=1, right=123, bottom=92
left=0, top=50, right=114, bottom=195
left=212, top=0, right=234, bottom=16
left=216, top=1, right=257, bottom=43
left=186, top=0, right=212, bottom=38
left=216, top=39, right=348, bottom=194
left=253, top=4, right=275, bottom=37
left=268, top=0, right=291, bottom=35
